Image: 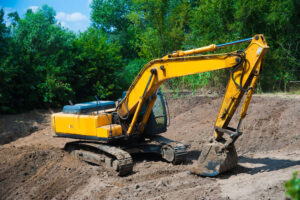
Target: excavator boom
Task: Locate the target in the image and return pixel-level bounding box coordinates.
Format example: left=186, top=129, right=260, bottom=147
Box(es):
left=118, top=35, right=268, bottom=138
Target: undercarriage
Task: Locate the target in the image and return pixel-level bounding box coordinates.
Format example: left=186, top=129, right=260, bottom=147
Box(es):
left=64, top=135, right=187, bottom=176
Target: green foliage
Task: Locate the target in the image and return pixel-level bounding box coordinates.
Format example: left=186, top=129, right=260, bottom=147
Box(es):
left=0, top=8, right=15, bottom=112
left=91, top=0, right=130, bottom=32
left=284, top=171, right=300, bottom=200
left=127, top=0, right=191, bottom=60
left=0, top=9, right=9, bottom=58
left=13, top=5, right=76, bottom=108
left=0, top=4, right=126, bottom=113
left=0, top=1, right=299, bottom=113
left=233, top=0, right=300, bottom=92
left=72, top=28, right=123, bottom=101
left=120, top=58, right=147, bottom=87
left=90, top=0, right=137, bottom=59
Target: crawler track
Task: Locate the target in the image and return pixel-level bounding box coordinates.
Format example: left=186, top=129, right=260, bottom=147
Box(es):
left=65, top=141, right=133, bottom=176
left=64, top=135, right=187, bottom=176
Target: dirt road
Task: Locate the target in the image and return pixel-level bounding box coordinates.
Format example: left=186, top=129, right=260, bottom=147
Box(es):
left=0, top=94, right=299, bottom=200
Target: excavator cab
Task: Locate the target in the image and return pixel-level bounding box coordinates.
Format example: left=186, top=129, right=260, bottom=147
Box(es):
left=120, top=89, right=168, bottom=136
left=143, top=89, right=168, bottom=136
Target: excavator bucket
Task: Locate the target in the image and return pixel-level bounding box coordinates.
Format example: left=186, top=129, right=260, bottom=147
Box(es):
left=189, top=140, right=238, bottom=176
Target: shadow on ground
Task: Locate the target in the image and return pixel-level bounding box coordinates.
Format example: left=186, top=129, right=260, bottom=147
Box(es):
left=220, top=156, right=300, bottom=178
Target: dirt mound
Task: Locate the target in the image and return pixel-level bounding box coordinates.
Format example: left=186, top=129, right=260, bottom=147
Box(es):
left=0, top=145, right=96, bottom=200
left=165, top=94, right=300, bottom=153
left=0, top=94, right=299, bottom=200
left=0, top=110, right=51, bottom=145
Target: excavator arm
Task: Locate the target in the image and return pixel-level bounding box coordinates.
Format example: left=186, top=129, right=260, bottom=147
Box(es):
left=117, top=35, right=269, bottom=139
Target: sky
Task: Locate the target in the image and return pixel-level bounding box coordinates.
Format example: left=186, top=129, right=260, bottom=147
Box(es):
left=0, top=0, right=92, bottom=32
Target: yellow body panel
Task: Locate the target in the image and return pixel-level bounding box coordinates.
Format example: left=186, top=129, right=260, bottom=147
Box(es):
left=51, top=112, right=122, bottom=139
left=96, top=125, right=122, bottom=138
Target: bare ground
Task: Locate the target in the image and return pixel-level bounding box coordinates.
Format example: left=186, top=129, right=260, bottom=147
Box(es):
left=0, top=94, right=299, bottom=200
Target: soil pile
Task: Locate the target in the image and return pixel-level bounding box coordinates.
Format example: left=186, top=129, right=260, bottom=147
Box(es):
left=0, top=94, right=299, bottom=200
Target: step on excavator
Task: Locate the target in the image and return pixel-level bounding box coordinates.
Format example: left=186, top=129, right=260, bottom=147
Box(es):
left=51, top=34, right=269, bottom=176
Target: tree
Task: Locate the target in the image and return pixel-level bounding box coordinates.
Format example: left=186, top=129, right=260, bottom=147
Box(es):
left=90, top=0, right=137, bottom=59
left=1, top=1, right=299, bottom=113
left=72, top=28, right=123, bottom=101
left=127, top=0, right=191, bottom=60
left=0, top=9, right=9, bottom=59
left=14, top=5, right=76, bottom=106
left=0, top=5, right=77, bottom=113
left=0, top=9, right=12, bottom=112
left=234, top=0, right=300, bottom=91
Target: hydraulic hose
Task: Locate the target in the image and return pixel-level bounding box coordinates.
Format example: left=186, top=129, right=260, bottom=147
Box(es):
left=231, top=50, right=250, bottom=93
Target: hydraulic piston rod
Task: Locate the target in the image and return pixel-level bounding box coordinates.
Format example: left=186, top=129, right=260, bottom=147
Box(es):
left=170, top=37, right=253, bottom=57
left=216, top=37, right=252, bottom=48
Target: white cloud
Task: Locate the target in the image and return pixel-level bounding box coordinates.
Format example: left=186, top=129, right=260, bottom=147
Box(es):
left=55, top=12, right=89, bottom=32
left=0, top=7, right=16, bottom=26
left=28, top=6, right=39, bottom=13
left=56, top=12, right=88, bottom=22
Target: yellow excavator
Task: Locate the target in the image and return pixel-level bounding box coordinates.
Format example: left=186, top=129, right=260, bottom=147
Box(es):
left=51, top=34, right=269, bottom=176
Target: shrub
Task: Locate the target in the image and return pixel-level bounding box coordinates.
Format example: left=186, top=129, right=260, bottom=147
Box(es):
left=284, top=171, right=300, bottom=200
